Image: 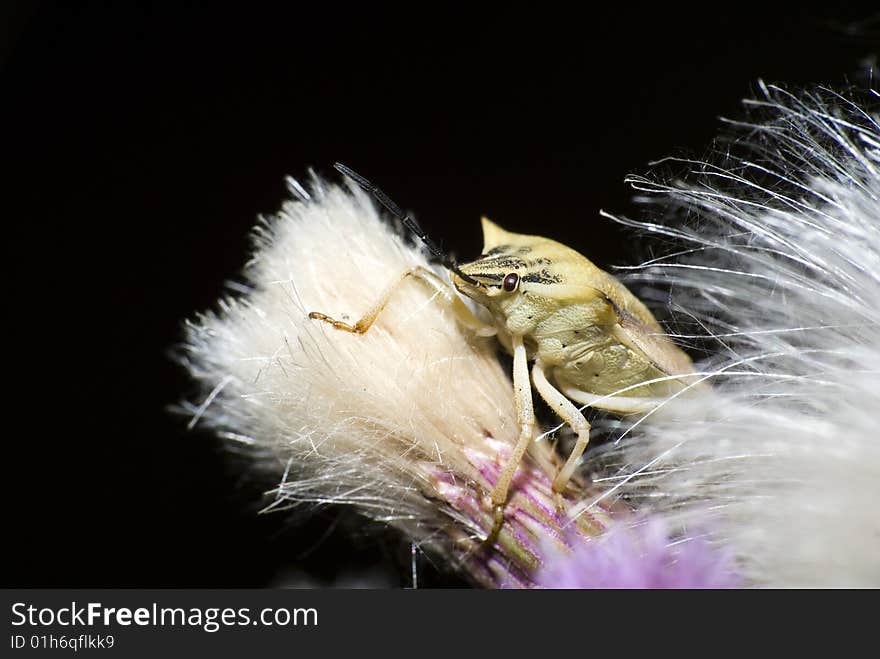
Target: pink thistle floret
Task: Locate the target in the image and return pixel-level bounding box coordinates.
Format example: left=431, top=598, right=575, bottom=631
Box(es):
left=535, top=516, right=741, bottom=589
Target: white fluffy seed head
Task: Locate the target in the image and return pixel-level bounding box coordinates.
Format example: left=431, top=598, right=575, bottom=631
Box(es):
left=185, top=179, right=513, bottom=513
left=597, top=83, right=880, bottom=587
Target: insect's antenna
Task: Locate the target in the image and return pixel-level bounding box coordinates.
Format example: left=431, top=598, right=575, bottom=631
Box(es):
left=333, top=163, right=481, bottom=286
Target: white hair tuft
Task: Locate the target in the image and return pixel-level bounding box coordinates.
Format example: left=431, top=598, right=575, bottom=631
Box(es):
left=597, top=83, right=880, bottom=587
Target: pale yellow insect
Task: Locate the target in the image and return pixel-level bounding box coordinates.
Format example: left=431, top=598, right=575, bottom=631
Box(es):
left=310, top=164, right=698, bottom=544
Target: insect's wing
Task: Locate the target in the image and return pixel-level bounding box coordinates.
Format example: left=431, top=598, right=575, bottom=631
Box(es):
left=610, top=304, right=696, bottom=378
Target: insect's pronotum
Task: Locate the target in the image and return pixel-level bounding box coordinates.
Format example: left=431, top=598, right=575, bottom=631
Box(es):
left=309, top=164, right=699, bottom=545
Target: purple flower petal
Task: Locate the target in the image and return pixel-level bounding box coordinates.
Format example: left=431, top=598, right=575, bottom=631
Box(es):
left=535, top=516, right=740, bottom=589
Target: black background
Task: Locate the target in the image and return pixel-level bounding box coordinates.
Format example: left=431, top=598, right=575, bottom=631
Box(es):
left=5, top=3, right=877, bottom=587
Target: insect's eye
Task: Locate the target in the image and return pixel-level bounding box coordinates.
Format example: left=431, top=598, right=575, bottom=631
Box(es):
left=502, top=273, right=519, bottom=292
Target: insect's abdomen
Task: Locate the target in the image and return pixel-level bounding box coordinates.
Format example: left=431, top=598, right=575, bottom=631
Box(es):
left=526, top=315, right=664, bottom=397
left=552, top=343, right=668, bottom=398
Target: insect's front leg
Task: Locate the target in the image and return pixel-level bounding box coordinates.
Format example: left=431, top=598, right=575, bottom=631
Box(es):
left=309, top=265, right=496, bottom=337
left=531, top=362, right=591, bottom=497
left=485, top=334, right=534, bottom=546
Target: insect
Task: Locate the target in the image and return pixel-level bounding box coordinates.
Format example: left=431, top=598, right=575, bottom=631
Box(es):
left=310, top=164, right=698, bottom=545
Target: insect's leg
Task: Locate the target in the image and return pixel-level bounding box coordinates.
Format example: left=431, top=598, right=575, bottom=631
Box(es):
left=309, top=265, right=496, bottom=336
left=531, top=362, right=592, bottom=495
left=559, top=385, right=659, bottom=414
left=485, top=335, right=534, bottom=545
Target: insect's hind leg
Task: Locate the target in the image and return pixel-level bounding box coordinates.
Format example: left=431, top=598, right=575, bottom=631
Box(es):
left=531, top=362, right=592, bottom=496
left=309, top=265, right=496, bottom=336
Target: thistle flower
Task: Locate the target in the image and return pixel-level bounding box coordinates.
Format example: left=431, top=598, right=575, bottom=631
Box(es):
left=593, top=83, right=880, bottom=587
left=181, top=178, right=619, bottom=587
left=184, top=88, right=880, bottom=587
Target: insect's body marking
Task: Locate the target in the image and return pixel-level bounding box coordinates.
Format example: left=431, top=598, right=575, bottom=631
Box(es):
left=520, top=270, right=563, bottom=285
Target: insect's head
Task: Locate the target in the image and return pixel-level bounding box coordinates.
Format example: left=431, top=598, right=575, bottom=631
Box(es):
left=450, top=218, right=566, bottom=307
